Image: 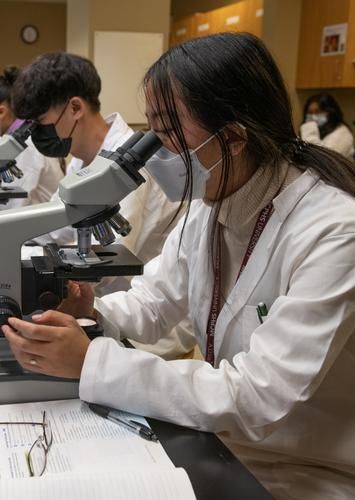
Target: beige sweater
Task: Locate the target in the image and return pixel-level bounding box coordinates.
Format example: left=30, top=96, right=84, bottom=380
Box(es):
left=217, top=162, right=302, bottom=300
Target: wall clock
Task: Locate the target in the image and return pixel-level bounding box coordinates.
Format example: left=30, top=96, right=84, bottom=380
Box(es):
left=20, top=25, right=39, bottom=45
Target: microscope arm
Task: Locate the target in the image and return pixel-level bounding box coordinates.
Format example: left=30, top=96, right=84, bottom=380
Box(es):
left=0, top=199, right=107, bottom=311
left=0, top=130, right=161, bottom=317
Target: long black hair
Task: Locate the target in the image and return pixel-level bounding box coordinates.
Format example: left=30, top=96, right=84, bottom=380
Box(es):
left=144, top=32, right=355, bottom=256
left=303, top=93, right=350, bottom=139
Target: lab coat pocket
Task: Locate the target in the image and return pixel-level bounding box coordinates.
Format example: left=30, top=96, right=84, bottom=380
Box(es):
left=241, top=305, right=261, bottom=352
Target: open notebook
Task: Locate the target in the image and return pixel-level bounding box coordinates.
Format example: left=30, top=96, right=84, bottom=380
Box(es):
left=0, top=399, right=196, bottom=500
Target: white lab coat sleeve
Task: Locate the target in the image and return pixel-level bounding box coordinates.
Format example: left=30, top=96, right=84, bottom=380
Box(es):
left=300, top=121, right=322, bottom=145
left=93, top=219, right=190, bottom=343
left=80, top=229, right=355, bottom=442
left=300, top=121, right=354, bottom=159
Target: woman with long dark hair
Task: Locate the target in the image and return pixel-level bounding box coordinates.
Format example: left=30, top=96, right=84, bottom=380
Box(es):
left=4, top=33, right=355, bottom=498
left=300, top=93, right=354, bottom=160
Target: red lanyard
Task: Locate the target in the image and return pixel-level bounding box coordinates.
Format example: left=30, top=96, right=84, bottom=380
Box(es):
left=205, top=202, right=274, bottom=366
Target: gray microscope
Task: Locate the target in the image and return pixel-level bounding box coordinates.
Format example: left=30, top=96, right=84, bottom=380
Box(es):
left=0, top=120, right=34, bottom=205
left=0, top=127, right=162, bottom=404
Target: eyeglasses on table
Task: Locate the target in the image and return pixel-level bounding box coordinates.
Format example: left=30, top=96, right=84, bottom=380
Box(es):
left=0, top=410, right=53, bottom=476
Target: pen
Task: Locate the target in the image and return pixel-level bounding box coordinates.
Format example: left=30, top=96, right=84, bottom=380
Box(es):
left=256, top=302, right=268, bottom=324
left=88, top=403, right=158, bottom=442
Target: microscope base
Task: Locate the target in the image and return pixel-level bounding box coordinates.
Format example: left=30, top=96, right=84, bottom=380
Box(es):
left=0, top=361, right=78, bottom=404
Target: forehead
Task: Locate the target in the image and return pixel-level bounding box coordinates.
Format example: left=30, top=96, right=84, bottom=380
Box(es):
left=145, top=88, right=189, bottom=123
left=307, top=101, right=321, bottom=113
left=144, top=81, right=209, bottom=140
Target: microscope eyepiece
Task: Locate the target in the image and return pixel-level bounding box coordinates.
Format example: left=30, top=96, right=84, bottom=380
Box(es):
left=11, top=120, right=36, bottom=148
left=123, top=130, right=162, bottom=165
left=104, top=130, right=162, bottom=176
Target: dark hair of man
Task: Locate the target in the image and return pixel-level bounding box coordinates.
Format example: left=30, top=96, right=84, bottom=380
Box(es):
left=303, top=93, right=349, bottom=139
left=0, top=66, right=20, bottom=104
left=144, top=32, right=355, bottom=262
left=12, top=52, right=101, bottom=119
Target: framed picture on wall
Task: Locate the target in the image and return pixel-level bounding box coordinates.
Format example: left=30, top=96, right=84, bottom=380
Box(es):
left=320, top=23, right=347, bottom=56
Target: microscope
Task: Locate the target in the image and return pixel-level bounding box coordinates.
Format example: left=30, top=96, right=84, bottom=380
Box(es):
left=0, top=129, right=162, bottom=404
left=0, top=120, right=34, bottom=205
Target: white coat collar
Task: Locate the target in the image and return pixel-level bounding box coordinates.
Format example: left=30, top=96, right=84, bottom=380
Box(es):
left=212, top=169, right=319, bottom=359
left=101, top=112, right=132, bottom=151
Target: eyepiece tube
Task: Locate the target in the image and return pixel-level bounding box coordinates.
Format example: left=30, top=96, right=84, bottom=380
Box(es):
left=12, top=120, right=36, bottom=148
left=118, top=131, right=144, bottom=152
left=129, top=131, right=162, bottom=164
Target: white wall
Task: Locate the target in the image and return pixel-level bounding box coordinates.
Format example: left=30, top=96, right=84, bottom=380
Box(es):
left=66, top=0, right=89, bottom=57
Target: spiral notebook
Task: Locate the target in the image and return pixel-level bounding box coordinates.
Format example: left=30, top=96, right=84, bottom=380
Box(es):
left=0, top=399, right=196, bottom=500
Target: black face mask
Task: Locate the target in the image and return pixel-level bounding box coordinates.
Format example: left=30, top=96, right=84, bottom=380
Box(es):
left=31, top=102, right=77, bottom=158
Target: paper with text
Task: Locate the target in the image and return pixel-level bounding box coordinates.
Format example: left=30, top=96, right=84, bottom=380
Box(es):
left=0, top=399, right=172, bottom=479
left=0, top=468, right=196, bottom=499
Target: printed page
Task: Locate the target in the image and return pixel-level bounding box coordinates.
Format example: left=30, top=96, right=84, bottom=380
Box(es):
left=0, top=467, right=196, bottom=500
left=0, top=399, right=172, bottom=479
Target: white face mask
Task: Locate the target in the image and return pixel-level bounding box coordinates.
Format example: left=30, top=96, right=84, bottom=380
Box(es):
left=144, top=133, right=222, bottom=202
left=305, top=113, right=328, bottom=127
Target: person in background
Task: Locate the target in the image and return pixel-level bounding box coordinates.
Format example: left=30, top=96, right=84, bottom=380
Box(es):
left=11, top=52, right=195, bottom=360
left=300, top=92, right=354, bottom=161
left=0, top=65, right=64, bottom=209
left=4, top=32, right=355, bottom=500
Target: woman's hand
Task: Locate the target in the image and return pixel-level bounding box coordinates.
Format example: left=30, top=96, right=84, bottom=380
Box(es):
left=1, top=310, right=91, bottom=379
left=57, top=281, right=95, bottom=318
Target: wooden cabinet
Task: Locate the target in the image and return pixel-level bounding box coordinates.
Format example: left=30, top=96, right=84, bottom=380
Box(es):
left=211, top=3, right=245, bottom=33
left=241, top=0, right=264, bottom=37
left=343, top=0, right=355, bottom=85
left=195, top=12, right=214, bottom=38
left=170, top=15, right=196, bottom=47
left=296, top=0, right=355, bottom=88
left=170, top=0, right=264, bottom=48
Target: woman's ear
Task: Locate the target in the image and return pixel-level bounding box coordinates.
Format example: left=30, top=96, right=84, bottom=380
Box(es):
left=225, top=124, right=247, bottom=157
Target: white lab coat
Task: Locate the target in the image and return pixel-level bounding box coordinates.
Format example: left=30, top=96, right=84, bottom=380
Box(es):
left=26, top=112, right=196, bottom=358
left=300, top=121, right=354, bottom=161
left=80, top=169, right=355, bottom=499
left=0, top=138, right=63, bottom=210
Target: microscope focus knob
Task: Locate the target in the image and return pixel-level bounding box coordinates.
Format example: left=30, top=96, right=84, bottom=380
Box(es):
left=39, top=291, right=60, bottom=311
left=0, top=295, right=22, bottom=327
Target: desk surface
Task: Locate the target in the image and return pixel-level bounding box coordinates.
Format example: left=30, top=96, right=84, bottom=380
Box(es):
left=150, top=418, right=273, bottom=500
left=0, top=366, right=273, bottom=499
